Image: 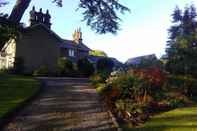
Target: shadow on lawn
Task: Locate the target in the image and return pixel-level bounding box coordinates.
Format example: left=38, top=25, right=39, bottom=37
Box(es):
left=128, top=125, right=197, bottom=131
left=124, top=110, right=197, bottom=131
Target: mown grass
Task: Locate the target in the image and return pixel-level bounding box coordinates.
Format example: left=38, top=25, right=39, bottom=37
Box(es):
left=123, top=106, right=197, bottom=131
left=0, top=74, right=40, bottom=118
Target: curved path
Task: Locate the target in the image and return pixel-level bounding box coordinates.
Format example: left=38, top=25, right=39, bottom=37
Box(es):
left=2, top=78, right=117, bottom=131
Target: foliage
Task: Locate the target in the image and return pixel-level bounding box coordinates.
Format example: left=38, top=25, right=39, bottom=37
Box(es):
left=168, top=99, right=185, bottom=108
left=132, top=67, right=167, bottom=88
left=95, top=83, right=106, bottom=94
left=124, top=106, right=197, bottom=131
left=6, top=0, right=129, bottom=34
left=167, top=75, right=197, bottom=97
left=57, top=57, right=75, bottom=76
left=89, top=50, right=107, bottom=57
left=130, top=57, right=163, bottom=69
left=115, top=99, right=149, bottom=126
left=0, top=16, right=19, bottom=49
left=33, top=66, right=49, bottom=76
left=90, top=74, right=103, bottom=86
left=90, top=70, right=110, bottom=85
left=0, top=74, right=40, bottom=118
left=92, top=67, right=196, bottom=127
left=77, top=58, right=95, bottom=77
left=166, top=4, right=197, bottom=77
left=78, top=0, right=130, bottom=34
left=96, top=57, right=114, bottom=73
left=13, top=57, right=25, bottom=74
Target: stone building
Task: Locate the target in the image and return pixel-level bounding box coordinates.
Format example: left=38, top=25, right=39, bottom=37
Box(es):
left=0, top=7, right=90, bottom=73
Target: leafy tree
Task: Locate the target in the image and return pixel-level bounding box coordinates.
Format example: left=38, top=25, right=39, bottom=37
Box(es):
left=166, top=4, right=197, bottom=77
left=89, top=50, right=107, bottom=57
left=57, top=57, right=75, bottom=76
left=77, top=58, right=94, bottom=77
left=0, top=16, right=21, bottom=49
left=96, top=57, right=114, bottom=73
left=1, top=0, right=130, bottom=34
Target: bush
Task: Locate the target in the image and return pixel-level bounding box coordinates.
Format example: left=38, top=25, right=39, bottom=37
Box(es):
left=33, top=66, right=49, bottom=76
left=96, top=83, right=106, bottom=94
left=168, top=99, right=185, bottom=108
left=13, top=57, right=25, bottom=74
left=107, top=73, right=135, bottom=99
left=96, top=58, right=114, bottom=73
left=57, top=58, right=75, bottom=76
left=167, top=75, right=197, bottom=96
left=77, top=58, right=95, bottom=77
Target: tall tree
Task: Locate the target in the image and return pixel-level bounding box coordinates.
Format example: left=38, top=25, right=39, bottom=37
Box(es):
left=89, top=50, right=107, bottom=57
left=3, top=0, right=130, bottom=34
left=166, top=4, right=197, bottom=77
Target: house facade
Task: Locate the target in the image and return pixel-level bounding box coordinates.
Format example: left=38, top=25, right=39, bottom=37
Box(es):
left=0, top=7, right=90, bottom=73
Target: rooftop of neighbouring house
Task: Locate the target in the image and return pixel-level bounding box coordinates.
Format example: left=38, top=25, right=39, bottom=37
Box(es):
left=125, top=54, right=157, bottom=65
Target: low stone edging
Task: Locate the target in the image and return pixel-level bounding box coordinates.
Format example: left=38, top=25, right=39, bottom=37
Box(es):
left=108, top=110, right=122, bottom=131
left=0, top=79, right=45, bottom=130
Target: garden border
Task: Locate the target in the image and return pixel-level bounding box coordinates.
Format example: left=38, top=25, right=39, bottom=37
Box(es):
left=0, top=78, right=45, bottom=130
left=108, top=110, right=122, bottom=131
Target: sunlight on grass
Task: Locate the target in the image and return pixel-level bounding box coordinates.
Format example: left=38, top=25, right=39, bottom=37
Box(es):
left=124, top=106, right=197, bottom=131
left=0, top=74, right=40, bottom=118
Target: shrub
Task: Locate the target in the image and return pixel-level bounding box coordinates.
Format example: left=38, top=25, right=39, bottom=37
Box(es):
left=13, top=57, right=25, bottom=74
left=132, top=67, right=167, bottom=87
left=57, top=57, right=75, bottom=76
left=33, top=66, right=49, bottom=76
left=167, top=75, right=197, bottom=96
left=77, top=58, right=95, bottom=77
left=96, top=83, right=106, bottom=94
left=90, top=70, right=111, bottom=88
left=96, top=58, right=114, bottom=73
left=168, top=99, right=185, bottom=108
left=90, top=74, right=103, bottom=86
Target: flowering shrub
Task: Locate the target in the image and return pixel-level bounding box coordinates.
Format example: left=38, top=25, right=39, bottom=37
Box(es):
left=91, top=67, right=192, bottom=127
left=132, top=67, right=167, bottom=87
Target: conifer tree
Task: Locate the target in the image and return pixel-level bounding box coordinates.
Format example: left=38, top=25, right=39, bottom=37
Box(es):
left=166, top=4, right=197, bottom=77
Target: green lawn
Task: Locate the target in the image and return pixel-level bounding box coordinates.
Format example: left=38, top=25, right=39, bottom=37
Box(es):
left=0, top=74, right=40, bottom=118
left=123, top=106, right=197, bottom=131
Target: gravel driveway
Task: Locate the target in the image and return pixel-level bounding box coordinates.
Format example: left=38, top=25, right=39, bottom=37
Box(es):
left=2, top=77, right=117, bottom=131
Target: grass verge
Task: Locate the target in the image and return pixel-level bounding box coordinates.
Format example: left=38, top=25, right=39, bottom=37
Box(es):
left=122, top=106, right=197, bottom=131
left=0, top=74, right=40, bottom=118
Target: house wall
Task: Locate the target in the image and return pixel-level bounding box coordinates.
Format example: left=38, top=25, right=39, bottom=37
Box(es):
left=0, top=39, right=16, bottom=70
left=60, top=48, right=89, bottom=61
left=0, top=57, right=6, bottom=69
left=76, top=49, right=89, bottom=59
left=15, top=27, right=60, bottom=73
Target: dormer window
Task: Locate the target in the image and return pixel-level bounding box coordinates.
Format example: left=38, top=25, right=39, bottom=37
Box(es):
left=68, top=49, right=75, bottom=57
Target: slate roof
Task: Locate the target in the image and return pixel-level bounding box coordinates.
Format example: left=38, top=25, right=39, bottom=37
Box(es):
left=87, top=55, right=123, bottom=67
left=24, top=24, right=91, bottom=52
left=61, top=40, right=91, bottom=51
left=125, top=54, right=157, bottom=66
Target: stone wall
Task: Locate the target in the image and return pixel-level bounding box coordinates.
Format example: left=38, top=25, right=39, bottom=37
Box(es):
left=15, top=26, right=60, bottom=73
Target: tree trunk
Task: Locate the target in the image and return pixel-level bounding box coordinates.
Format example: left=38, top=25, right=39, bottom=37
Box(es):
left=8, top=0, right=32, bottom=23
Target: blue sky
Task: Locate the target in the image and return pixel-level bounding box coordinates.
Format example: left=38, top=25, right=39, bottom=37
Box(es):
left=2, top=0, right=197, bottom=62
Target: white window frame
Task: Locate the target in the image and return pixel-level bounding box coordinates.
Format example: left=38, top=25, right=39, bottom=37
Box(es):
left=68, top=49, right=75, bottom=57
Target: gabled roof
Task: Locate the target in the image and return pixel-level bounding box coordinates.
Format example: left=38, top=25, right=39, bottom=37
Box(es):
left=24, top=24, right=63, bottom=43
left=125, top=54, right=157, bottom=65
left=87, top=55, right=123, bottom=67
left=19, top=24, right=91, bottom=52
left=61, top=40, right=91, bottom=51
left=87, top=56, right=105, bottom=63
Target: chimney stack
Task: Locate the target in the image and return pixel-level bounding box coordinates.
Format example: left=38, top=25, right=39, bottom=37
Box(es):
left=72, top=28, right=83, bottom=44
left=29, top=6, right=51, bottom=29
